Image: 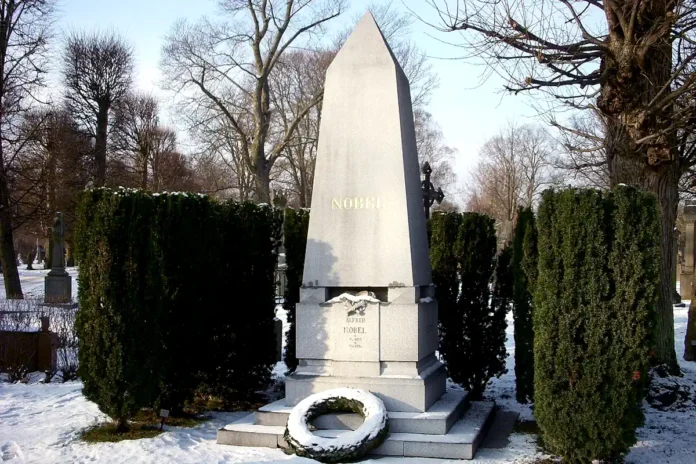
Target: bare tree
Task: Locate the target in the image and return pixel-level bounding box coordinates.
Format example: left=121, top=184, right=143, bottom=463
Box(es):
left=415, top=109, right=457, bottom=194
left=425, top=0, right=696, bottom=371
left=0, top=0, right=56, bottom=298
left=112, top=93, right=158, bottom=189
left=188, top=111, right=256, bottom=200
left=63, top=30, right=133, bottom=188
left=466, top=123, right=557, bottom=243
left=161, top=0, right=346, bottom=203
left=16, top=108, right=91, bottom=266
left=270, top=49, right=330, bottom=207
left=553, top=110, right=611, bottom=191
left=270, top=1, right=444, bottom=207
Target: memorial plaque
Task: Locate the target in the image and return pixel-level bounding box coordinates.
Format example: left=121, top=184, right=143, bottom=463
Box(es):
left=332, top=301, right=379, bottom=362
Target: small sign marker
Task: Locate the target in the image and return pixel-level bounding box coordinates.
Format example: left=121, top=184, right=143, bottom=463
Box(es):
left=159, top=409, right=170, bottom=430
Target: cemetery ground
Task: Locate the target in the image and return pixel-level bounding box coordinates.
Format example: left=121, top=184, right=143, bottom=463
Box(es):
left=0, top=272, right=694, bottom=463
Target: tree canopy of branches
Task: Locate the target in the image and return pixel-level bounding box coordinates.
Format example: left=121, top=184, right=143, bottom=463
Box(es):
left=0, top=0, right=56, bottom=298
left=112, top=93, right=182, bottom=191
left=467, top=123, right=557, bottom=244
left=63, top=30, right=133, bottom=188
left=15, top=108, right=91, bottom=265
left=427, top=0, right=695, bottom=372
left=161, top=0, right=346, bottom=203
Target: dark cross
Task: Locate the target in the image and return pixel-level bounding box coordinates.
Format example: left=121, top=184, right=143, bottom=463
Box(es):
left=421, top=161, right=445, bottom=220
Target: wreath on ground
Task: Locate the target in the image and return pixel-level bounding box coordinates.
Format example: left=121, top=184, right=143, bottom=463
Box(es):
left=284, top=388, right=389, bottom=463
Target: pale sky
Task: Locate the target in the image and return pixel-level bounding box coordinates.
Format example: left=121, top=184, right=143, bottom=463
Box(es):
left=53, top=0, right=540, bottom=202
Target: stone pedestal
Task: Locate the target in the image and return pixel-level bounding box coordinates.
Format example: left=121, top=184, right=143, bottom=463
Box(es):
left=286, top=285, right=443, bottom=412
left=680, top=205, right=696, bottom=298
left=44, top=273, right=71, bottom=304
left=685, top=302, right=696, bottom=361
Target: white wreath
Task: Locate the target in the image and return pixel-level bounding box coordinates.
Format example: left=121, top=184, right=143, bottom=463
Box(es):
left=284, top=388, right=389, bottom=463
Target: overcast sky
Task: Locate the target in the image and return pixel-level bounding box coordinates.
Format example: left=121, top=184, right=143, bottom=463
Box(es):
left=53, top=0, right=541, bottom=202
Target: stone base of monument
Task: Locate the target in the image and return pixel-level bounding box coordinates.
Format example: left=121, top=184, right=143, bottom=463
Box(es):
left=217, top=390, right=496, bottom=459
left=44, top=274, right=72, bottom=304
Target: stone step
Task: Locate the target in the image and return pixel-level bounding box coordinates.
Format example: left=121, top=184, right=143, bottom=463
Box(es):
left=217, top=400, right=495, bottom=460
left=255, top=390, right=468, bottom=435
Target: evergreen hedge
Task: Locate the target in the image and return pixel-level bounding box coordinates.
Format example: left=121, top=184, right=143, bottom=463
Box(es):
left=75, top=188, right=281, bottom=428
left=511, top=207, right=537, bottom=403
left=283, top=208, right=310, bottom=373
left=534, top=187, right=659, bottom=463
left=431, top=212, right=508, bottom=399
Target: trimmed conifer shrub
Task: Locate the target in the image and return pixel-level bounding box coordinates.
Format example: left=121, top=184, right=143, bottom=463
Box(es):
left=75, top=189, right=163, bottom=430
left=534, top=186, right=659, bottom=463
left=75, top=188, right=282, bottom=427
left=203, top=201, right=283, bottom=400
left=430, top=212, right=463, bottom=370
left=151, top=193, right=214, bottom=414
left=511, top=207, right=537, bottom=403
left=283, top=208, right=310, bottom=373
left=437, top=212, right=507, bottom=399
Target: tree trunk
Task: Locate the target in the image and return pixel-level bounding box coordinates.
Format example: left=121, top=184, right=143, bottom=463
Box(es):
left=598, top=5, right=680, bottom=372
left=94, top=104, right=109, bottom=188
left=0, top=173, right=23, bottom=299
left=253, top=159, right=271, bottom=203
left=140, top=157, right=148, bottom=190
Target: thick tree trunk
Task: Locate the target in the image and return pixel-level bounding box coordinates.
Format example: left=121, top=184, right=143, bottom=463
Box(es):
left=654, top=164, right=680, bottom=372
left=0, top=172, right=23, bottom=299
left=253, top=159, right=272, bottom=203
left=94, top=105, right=109, bottom=188
left=598, top=2, right=680, bottom=372
left=140, top=157, right=148, bottom=190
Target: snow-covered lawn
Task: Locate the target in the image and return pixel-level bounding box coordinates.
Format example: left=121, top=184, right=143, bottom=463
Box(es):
left=0, top=267, right=78, bottom=300
left=1, top=278, right=694, bottom=462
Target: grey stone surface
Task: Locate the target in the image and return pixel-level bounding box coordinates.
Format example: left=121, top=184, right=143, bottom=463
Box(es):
left=45, top=212, right=72, bottom=304
left=255, top=390, right=468, bottom=435
left=218, top=400, right=495, bottom=460
left=295, top=300, right=438, bottom=371
left=480, top=410, right=519, bottom=449
left=218, top=414, right=281, bottom=448
left=299, top=287, right=329, bottom=303
left=682, top=205, right=696, bottom=297
left=44, top=274, right=72, bottom=304
left=285, top=362, right=446, bottom=413
left=302, top=12, right=431, bottom=288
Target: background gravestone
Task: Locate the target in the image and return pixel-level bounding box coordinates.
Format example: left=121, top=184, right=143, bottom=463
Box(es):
left=44, top=212, right=72, bottom=304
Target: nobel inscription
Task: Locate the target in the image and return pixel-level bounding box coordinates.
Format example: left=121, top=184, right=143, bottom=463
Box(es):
left=344, top=316, right=366, bottom=348
left=332, top=197, right=384, bottom=210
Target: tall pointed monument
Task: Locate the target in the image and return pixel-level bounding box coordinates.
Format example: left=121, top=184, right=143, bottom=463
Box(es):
left=302, top=12, right=431, bottom=289
left=219, top=14, right=494, bottom=459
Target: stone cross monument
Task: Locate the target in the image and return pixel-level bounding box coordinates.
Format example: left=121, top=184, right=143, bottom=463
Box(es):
left=219, top=13, right=494, bottom=459
left=44, top=212, right=72, bottom=304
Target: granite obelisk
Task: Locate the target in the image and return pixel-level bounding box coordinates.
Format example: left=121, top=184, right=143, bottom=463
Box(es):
left=302, top=13, right=430, bottom=289
left=286, top=12, right=444, bottom=413
left=219, top=14, right=494, bottom=459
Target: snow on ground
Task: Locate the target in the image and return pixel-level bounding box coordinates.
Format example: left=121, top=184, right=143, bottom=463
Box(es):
left=1, top=274, right=694, bottom=463
left=0, top=267, right=78, bottom=300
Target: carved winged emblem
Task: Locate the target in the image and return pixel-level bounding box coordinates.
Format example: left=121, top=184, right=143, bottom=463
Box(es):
left=327, top=290, right=379, bottom=316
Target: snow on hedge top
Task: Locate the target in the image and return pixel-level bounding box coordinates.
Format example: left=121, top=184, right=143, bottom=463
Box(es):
left=286, top=388, right=387, bottom=450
